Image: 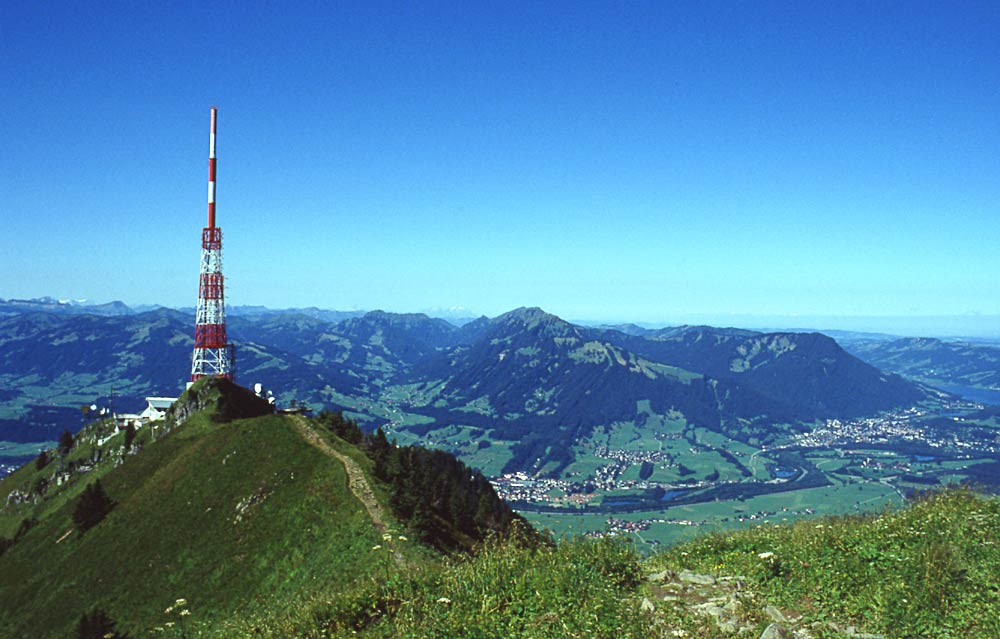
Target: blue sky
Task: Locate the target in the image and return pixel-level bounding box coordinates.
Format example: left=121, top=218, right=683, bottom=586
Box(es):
left=2, top=2, right=999, bottom=333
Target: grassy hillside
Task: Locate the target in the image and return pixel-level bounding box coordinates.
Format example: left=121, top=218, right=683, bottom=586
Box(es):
left=647, top=486, right=1000, bottom=638
left=0, top=378, right=534, bottom=638
left=0, top=409, right=392, bottom=638
left=0, top=417, right=386, bottom=637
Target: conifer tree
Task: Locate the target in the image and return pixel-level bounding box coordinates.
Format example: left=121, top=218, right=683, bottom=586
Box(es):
left=123, top=424, right=136, bottom=450
left=58, top=429, right=74, bottom=457
left=73, top=480, right=115, bottom=533
left=77, top=608, right=130, bottom=639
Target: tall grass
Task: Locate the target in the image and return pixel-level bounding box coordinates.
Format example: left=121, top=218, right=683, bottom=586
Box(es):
left=650, top=487, right=1000, bottom=637
left=307, top=536, right=653, bottom=639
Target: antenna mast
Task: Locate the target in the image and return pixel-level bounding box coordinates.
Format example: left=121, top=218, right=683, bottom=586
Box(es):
left=190, top=107, right=234, bottom=382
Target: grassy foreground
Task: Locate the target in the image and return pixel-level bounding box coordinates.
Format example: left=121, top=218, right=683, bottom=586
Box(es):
left=219, top=487, right=1000, bottom=639
left=649, top=486, right=1000, bottom=638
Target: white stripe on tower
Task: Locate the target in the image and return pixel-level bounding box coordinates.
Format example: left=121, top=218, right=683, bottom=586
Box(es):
left=209, top=111, right=217, bottom=158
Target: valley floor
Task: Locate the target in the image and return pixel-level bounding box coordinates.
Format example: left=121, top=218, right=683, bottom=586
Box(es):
left=420, top=402, right=998, bottom=550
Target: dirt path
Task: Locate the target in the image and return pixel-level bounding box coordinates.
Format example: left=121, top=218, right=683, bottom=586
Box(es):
left=289, top=416, right=388, bottom=531
left=289, top=416, right=405, bottom=565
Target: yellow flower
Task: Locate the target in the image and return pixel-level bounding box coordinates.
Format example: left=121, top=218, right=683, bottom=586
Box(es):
left=372, top=544, right=382, bottom=551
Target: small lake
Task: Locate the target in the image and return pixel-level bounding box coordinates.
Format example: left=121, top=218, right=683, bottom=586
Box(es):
left=932, top=383, right=1000, bottom=406
left=602, top=498, right=642, bottom=507
left=659, top=489, right=689, bottom=502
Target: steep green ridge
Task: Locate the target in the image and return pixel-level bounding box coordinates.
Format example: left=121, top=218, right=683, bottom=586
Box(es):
left=0, top=380, right=525, bottom=638
left=0, top=414, right=385, bottom=637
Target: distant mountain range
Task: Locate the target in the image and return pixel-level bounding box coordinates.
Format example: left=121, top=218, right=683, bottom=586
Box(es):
left=841, top=337, right=1000, bottom=399
left=0, top=297, right=135, bottom=317
left=0, top=301, right=952, bottom=476
left=0, top=297, right=369, bottom=323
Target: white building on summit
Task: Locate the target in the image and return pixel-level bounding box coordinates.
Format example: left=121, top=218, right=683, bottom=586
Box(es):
left=140, top=397, right=177, bottom=422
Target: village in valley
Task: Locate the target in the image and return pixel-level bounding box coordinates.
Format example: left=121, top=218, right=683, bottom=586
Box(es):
left=488, top=400, right=1000, bottom=543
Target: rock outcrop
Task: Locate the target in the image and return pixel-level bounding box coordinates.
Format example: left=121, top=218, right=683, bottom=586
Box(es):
left=646, top=569, right=884, bottom=639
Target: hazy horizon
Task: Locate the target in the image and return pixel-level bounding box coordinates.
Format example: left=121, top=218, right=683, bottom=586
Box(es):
left=7, top=294, right=1000, bottom=339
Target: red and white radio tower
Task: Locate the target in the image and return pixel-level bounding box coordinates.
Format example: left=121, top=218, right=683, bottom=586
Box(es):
left=190, top=106, right=235, bottom=382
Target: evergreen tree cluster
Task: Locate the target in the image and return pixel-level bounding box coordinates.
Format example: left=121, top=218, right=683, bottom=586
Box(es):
left=72, top=480, right=115, bottom=533
left=0, top=517, right=37, bottom=557
left=77, top=609, right=130, bottom=639
left=316, top=411, right=532, bottom=552
left=318, top=410, right=366, bottom=447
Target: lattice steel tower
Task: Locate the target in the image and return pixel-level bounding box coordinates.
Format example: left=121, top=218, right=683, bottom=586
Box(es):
left=190, top=106, right=234, bottom=381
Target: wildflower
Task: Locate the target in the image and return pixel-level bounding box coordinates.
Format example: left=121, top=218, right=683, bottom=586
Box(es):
left=437, top=597, right=452, bottom=604
left=398, top=535, right=408, bottom=542
left=175, top=598, right=187, bottom=606
left=180, top=610, right=191, bottom=617
left=165, top=607, right=174, bottom=614
left=165, top=622, right=175, bottom=628
left=758, top=551, right=775, bottom=560
left=372, top=544, right=382, bottom=551
left=382, top=533, right=393, bottom=541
